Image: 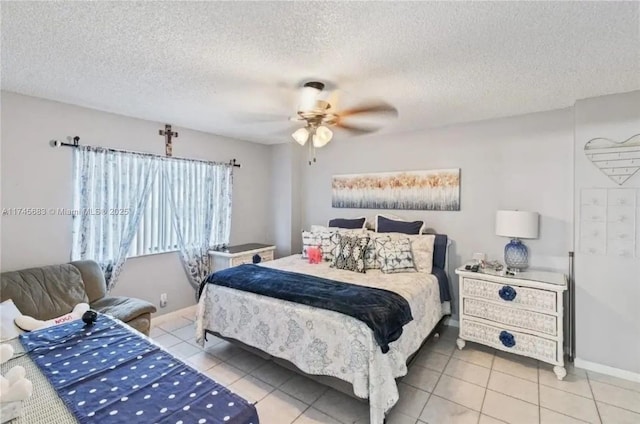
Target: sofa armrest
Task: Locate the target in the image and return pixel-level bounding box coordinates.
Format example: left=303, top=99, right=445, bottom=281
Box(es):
left=91, top=296, right=156, bottom=323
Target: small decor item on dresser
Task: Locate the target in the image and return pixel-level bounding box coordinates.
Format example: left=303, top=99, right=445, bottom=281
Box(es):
left=495, top=210, right=539, bottom=272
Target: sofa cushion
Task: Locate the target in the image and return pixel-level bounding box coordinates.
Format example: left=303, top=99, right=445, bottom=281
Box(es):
left=69, top=260, right=107, bottom=303
left=1, top=264, right=89, bottom=321
left=91, top=296, right=156, bottom=323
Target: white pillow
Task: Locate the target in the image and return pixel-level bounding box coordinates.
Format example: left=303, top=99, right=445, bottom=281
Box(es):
left=386, top=233, right=435, bottom=274
left=310, top=224, right=334, bottom=233
left=374, top=213, right=427, bottom=234
left=0, top=300, right=25, bottom=341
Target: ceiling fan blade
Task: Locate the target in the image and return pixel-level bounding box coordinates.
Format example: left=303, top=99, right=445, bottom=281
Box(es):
left=334, top=122, right=379, bottom=136
left=338, top=101, right=398, bottom=118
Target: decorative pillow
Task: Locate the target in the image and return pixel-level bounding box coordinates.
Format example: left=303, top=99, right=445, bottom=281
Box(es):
left=377, top=238, right=417, bottom=274
left=328, top=217, right=367, bottom=229
left=332, top=234, right=370, bottom=273
left=302, top=230, right=340, bottom=261
left=387, top=233, right=435, bottom=273
left=0, top=300, right=24, bottom=341
left=375, top=214, right=425, bottom=234
left=317, top=231, right=340, bottom=262
left=364, top=234, right=390, bottom=270
left=301, top=230, right=320, bottom=259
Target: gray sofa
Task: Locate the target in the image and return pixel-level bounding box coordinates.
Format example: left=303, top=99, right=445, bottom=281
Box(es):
left=1, top=260, right=156, bottom=335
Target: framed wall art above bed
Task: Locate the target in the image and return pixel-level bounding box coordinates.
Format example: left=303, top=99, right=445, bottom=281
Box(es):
left=331, top=168, right=461, bottom=211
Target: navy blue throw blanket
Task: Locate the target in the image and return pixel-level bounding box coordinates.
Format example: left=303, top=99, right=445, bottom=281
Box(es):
left=20, top=315, right=258, bottom=424
left=200, top=264, right=413, bottom=353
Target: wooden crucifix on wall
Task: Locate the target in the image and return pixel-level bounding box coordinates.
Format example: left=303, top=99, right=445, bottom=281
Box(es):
left=159, top=124, right=178, bottom=157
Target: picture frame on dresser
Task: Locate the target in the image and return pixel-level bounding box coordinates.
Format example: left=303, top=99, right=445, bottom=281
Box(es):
left=455, top=267, right=568, bottom=380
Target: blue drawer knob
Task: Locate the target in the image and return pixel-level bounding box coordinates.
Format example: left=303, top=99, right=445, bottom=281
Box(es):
left=498, top=285, right=517, bottom=301
left=252, top=254, right=262, bottom=264
left=499, top=330, right=516, bottom=348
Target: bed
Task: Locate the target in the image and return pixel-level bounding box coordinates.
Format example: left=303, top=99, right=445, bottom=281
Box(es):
left=2, top=315, right=259, bottom=424
left=196, top=235, right=451, bottom=424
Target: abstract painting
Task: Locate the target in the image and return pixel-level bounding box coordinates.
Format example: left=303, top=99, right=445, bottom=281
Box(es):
left=332, top=168, right=461, bottom=211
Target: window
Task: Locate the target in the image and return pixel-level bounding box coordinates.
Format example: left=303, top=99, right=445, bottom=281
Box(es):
left=129, top=172, right=177, bottom=257
left=71, top=146, right=232, bottom=288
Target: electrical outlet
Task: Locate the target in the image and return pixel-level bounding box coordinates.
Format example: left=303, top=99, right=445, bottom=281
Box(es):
left=160, top=293, right=168, bottom=308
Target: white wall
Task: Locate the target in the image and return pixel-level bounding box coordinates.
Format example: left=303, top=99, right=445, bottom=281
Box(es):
left=267, top=143, right=304, bottom=258
left=573, top=90, right=640, bottom=375
left=0, top=91, right=272, bottom=315
left=300, top=108, right=575, bottom=317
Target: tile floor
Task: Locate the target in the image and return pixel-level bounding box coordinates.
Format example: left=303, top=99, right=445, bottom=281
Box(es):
left=151, top=308, right=640, bottom=424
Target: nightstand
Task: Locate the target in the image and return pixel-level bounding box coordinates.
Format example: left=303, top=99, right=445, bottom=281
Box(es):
left=208, top=243, right=276, bottom=272
left=455, top=267, right=568, bottom=380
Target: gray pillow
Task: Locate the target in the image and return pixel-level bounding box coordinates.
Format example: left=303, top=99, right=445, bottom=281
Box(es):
left=332, top=234, right=370, bottom=273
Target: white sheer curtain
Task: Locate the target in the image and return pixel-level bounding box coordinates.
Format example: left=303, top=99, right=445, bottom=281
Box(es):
left=163, top=158, right=233, bottom=292
left=71, top=146, right=159, bottom=290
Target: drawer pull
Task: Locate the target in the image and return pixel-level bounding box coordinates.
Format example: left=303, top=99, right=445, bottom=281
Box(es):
left=499, top=330, right=516, bottom=348
left=498, top=285, right=517, bottom=301
left=252, top=254, right=262, bottom=264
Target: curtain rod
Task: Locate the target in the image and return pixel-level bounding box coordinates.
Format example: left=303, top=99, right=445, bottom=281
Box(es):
left=49, top=136, right=241, bottom=168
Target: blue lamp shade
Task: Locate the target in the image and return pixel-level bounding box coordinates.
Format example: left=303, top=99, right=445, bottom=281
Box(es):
left=496, top=210, right=539, bottom=271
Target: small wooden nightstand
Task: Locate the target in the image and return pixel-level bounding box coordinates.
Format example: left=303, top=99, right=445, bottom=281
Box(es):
left=455, top=267, right=568, bottom=380
left=208, top=243, right=276, bottom=272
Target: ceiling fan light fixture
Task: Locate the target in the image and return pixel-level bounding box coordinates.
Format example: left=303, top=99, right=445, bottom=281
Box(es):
left=298, top=81, right=325, bottom=112
left=292, top=127, right=309, bottom=145
left=312, top=125, right=333, bottom=148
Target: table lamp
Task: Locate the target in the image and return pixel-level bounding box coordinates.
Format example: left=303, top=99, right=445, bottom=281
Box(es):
left=495, top=210, right=539, bottom=272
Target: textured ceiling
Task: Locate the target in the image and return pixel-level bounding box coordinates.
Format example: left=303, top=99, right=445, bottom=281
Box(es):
left=2, top=1, right=639, bottom=144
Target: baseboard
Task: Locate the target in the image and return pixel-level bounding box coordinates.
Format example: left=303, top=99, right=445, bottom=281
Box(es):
left=575, top=357, right=640, bottom=383
left=444, top=317, right=459, bottom=328
left=151, top=305, right=197, bottom=326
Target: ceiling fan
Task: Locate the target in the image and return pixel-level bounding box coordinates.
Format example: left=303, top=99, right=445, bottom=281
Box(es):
left=289, top=81, right=398, bottom=164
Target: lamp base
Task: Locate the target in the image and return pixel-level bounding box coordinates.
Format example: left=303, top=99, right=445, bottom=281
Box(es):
left=504, top=238, right=529, bottom=271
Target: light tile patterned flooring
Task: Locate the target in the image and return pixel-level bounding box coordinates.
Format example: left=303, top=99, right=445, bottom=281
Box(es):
left=151, top=308, right=640, bottom=424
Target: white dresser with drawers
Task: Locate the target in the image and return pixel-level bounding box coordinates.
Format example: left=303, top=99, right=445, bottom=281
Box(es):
left=208, top=243, right=275, bottom=272
left=455, top=267, right=568, bottom=380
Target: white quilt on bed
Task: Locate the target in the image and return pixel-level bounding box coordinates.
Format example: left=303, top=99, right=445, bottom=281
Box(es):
left=196, top=255, right=446, bottom=424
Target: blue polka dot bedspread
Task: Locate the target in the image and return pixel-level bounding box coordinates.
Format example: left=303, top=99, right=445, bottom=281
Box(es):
left=19, top=315, right=259, bottom=424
